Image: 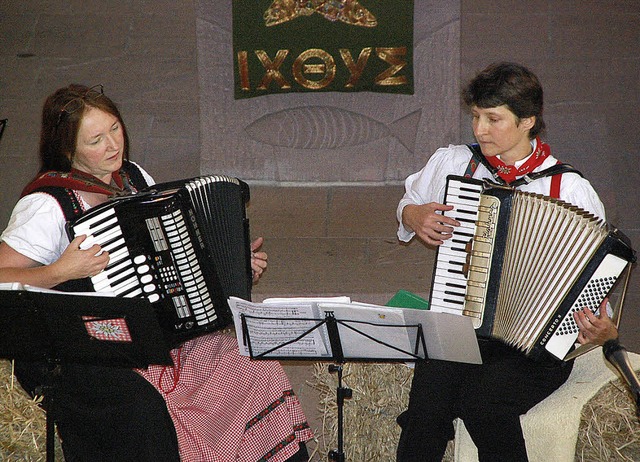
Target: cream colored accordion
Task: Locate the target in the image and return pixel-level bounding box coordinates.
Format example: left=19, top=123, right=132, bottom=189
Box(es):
left=429, top=175, right=636, bottom=361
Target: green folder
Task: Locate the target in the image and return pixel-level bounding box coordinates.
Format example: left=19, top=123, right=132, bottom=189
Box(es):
left=385, top=289, right=430, bottom=310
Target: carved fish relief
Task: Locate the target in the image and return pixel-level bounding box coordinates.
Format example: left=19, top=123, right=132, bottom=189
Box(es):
left=245, top=106, right=421, bottom=152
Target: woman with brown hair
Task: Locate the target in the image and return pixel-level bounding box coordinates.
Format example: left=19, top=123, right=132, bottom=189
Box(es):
left=0, top=84, right=312, bottom=462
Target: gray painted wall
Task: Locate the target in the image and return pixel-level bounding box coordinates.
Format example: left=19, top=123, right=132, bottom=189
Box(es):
left=0, top=0, right=201, bottom=222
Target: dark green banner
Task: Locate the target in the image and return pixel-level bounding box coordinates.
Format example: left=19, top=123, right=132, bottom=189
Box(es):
left=233, top=1, right=414, bottom=99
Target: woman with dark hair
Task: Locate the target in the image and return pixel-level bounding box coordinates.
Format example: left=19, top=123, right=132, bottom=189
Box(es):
left=395, top=62, right=618, bottom=462
left=0, top=84, right=312, bottom=462
left=461, top=61, right=546, bottom=139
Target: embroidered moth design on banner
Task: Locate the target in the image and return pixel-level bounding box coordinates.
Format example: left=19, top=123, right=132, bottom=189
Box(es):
left=265, top=0, right=378, bottom=27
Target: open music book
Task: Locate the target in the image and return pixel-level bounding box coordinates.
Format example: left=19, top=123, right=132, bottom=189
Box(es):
left=227, top=296, right=482, bottom=364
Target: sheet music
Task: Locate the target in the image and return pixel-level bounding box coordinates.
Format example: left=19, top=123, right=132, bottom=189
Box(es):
left=228, top=297, right=331, bottom=357
left=317, top=302, right=415, bottom=360
left=228, top=297, right=482, bottom=364
left=262, top=296, right=351, bottom=304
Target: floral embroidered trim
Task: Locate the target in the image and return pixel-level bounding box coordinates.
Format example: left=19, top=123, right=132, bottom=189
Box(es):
left=257, top=434, right=297, bottom=462
left=246, top=389, right=297, bottom=431
left=258, top=423, right=311, bottom=462
left=246, top=389, right=311, bottom=460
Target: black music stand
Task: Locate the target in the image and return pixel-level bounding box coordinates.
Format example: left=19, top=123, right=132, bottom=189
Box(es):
left=241, top=311, right=424, bottom=462
left=238, top=306, right=480, bottom=462
left=0, top=287, right=172, bottom=462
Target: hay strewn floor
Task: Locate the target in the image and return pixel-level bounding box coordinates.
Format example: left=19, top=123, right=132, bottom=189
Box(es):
left=576, top=378, right=640, bottom=462
left=310, top=362, right=455, bottom=461
left=311, top=362, right=640, bottom=462
left=3, top=358, right=640, bottom=462
left=0, top=360, right=64, bottom=462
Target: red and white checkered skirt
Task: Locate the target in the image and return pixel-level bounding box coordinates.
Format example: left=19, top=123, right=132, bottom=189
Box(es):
left=137, top=332, right=313, bottom=462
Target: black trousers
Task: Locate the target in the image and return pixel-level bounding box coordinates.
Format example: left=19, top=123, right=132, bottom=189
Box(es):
left=396, top=340, right=573, bottom=462
left=15, top=361, right=180, bottom=462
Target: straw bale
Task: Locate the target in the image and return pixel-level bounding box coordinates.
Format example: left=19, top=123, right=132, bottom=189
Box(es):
left=0, top=360, right=64, bottom=462
left=575, top=376, right=640, bottom=462
left=311, top=362, right=640, bottom=462
left=310, top=362, right=455, bottom=461
left=5, top=354, right=638, bottom=462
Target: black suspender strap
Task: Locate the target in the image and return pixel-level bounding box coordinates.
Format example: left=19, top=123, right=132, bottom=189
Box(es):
left=465, top=143, right=504, bottom=184
left=26, top=161, right=150, bottom=222
left=465, top=143, right=584, bottom=187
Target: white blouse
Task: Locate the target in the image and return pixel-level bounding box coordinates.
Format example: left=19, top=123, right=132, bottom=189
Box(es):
left=1, top=163, right=154, bottom=265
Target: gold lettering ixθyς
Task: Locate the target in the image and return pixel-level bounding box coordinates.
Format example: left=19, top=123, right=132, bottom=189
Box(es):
left=237, top=47, right=408, bottom=92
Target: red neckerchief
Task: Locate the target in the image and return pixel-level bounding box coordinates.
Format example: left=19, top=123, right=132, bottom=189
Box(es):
left=484, top=137, right=551, bottom=184
left=21, top=168, right=133, bottom=198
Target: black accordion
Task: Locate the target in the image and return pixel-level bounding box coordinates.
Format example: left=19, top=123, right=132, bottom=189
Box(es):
left=67, top=175, right=252, bottom=345
left=429, top=175, right=636, bottom=361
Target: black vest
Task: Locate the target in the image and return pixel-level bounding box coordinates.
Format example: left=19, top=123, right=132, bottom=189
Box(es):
left=29, top=161, right=149, bottom=293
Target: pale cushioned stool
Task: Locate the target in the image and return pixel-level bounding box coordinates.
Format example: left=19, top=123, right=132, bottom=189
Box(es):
left=453, top=348, right=640, bottom=462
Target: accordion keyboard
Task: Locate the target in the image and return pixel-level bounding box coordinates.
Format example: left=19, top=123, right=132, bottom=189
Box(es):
left=73, top=200, right=220, bottom=326
left=156, top=209, right=216, bottom=324
left=74, top=205, right=153, bottom=300
left=429, top=177, right=483, bottom=321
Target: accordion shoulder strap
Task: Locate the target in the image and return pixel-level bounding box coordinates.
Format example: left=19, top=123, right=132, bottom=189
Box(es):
left=465, top=143, right=502, bottom=182
left=25, top=161, right=151, bottom=222
left=465, top=143, right=584, bottom=188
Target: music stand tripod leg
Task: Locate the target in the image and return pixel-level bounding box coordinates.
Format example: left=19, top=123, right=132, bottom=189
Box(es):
left=35, top=382, right=56, bottom=462
left=328, top=364, right=352, bottom=462
left=46, top=405, right=55, bottom=462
